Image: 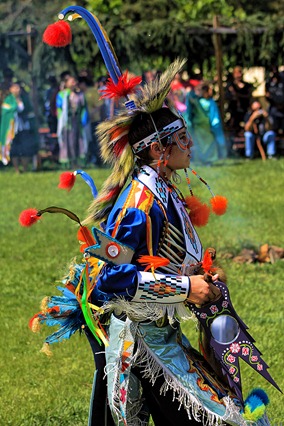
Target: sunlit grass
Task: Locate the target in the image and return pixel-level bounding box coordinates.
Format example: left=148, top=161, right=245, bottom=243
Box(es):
left=0, top=158, right=283, bottom=424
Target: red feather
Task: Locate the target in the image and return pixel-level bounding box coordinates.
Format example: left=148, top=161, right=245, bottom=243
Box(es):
left=100, top=71, right=142, bottom=100
left=77, top=226, right=95, bottom=253
left=42, top=21, right=72, bottom=48
left=101, top=186, right=120, bottom=202
left=210, top=195, right=228, bottom=215
left=58, top=172, right=76, bottom=191
left=113, top=135, right=128, bottom=157
left=19, top=208, right=41, bottom=227
left=185, top=196, right=210, bottom=227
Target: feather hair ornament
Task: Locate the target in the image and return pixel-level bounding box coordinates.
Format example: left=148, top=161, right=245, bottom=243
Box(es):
left=100, top=71, right=142, bottom=100
left=43, top=6, right=187, bottom=224
left=58, top=170, right=98, bottom=198
left=42, top=20, right=72, bottom=47
left=57, top=5, right=122, bottom=85
left=86, top=59, right=187, bottom=223
left=19, top=206, right=82, bottom=227
left=135, top=58, right=187, bottom=113
left=19, top=208, right=41, bottom=227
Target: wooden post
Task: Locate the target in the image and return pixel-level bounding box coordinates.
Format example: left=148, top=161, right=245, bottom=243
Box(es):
left=27, top=24, right=40, bottom=170
left=212, top=15, right=225, bottom=127
left=26, top=24, right=39, bottom=122
left=26, top=24, right=33, bottom=73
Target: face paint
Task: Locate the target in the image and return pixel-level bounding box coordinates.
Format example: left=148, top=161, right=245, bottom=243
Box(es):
left=172, top=128, right=193, bottom=152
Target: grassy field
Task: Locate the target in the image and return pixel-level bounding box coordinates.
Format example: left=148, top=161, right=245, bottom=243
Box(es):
left=0, top=158, right=284, bottom=425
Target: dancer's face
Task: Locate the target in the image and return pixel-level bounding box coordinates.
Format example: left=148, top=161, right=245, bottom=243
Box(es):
left=166, top=128, right=193, bottom=171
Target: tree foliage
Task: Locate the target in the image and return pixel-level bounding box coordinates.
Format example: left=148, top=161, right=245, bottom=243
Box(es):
left=85, top=0, right=284, bottom=74
left=0, top=0, right=284, bottom=92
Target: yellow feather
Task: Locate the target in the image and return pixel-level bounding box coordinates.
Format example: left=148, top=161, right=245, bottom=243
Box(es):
left=40, top=296, right=50, bottom=313
left=40, top=342, right=53, bottom=357
left=31, top=317, right=41, bottom=333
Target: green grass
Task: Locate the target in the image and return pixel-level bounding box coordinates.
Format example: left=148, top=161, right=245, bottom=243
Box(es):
left=0, top=158, right=284, bottom=424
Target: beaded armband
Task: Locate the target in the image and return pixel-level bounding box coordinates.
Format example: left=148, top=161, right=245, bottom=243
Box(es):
left=133, top=271, right=189, bottom=304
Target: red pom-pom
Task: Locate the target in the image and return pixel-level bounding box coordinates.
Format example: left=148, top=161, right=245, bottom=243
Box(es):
left=185, top=195, right=210, bottom=227
left=210, top=195, right=228, bottom=215
left=42, top=21, right=72, bottom=48
left=100, top=71, right=142, bottom=100
left=19, top=208, right=41, bottom=227
left=58, top=172, right=76, bottom=191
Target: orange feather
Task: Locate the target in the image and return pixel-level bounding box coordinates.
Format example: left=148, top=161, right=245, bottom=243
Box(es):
left=138, top=255, right=170, bottom=271
left=77, top=226, right=95, bottom=252
left=202, top=249, right=213, bottom=273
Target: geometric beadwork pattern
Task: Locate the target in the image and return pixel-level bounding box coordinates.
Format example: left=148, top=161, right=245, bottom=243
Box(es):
left=155, top=177, right=168, bottom=204
left=132, top=119, right=184, bottom=153
left=136, top=276, right=188, bottom=302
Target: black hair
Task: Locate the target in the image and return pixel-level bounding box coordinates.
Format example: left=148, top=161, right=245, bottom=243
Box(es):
left=128, top=107, right=178, bottom=165
left=60, top=70, right=71, bottom=81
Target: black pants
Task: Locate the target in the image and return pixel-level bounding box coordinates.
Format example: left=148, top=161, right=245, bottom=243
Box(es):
left=132, top=365, right=209, bottom=426
left=85, top=328, right=115, bottom=426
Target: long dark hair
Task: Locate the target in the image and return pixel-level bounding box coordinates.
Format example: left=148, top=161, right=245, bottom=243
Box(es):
left=85, top=107, right=179, bottom=224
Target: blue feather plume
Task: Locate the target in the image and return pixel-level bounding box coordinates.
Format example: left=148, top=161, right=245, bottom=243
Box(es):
left=59, top=6, right=122, bottom=84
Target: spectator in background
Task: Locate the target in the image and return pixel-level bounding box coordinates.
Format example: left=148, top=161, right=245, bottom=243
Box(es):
left=168, top=89, right=187, bottom=114
left=170, top=72, right=185, bottom=92
left=184, top=82, right=227, bottom=165
left=244, top=100, right=276, bottom=159
left=43, top=75, right=59, bottom=133
left=59, top=70, right=71, bottom=91
left=0, top=83, right=17, bottom=165
left=78, top=74, right=102, bottom=166
left=169, top=73, right=187, bottom=113
left=225, top=66, right=253, bottom=133
left=0, top=82, right=38, bottom=171
left=188, top=71, right=203, bottom=91
left=265, top=66, right=284, bottom=135
left=56, top=75, right=89, bottom=168
left=141, top=70, right=156, bottom=86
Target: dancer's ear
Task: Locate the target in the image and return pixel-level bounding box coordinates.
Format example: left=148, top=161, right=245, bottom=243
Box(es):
left=149, top=142, right=162, bottom=160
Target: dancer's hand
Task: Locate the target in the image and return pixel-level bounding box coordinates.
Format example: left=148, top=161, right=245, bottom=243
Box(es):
left=187, top=275, right=220, bottom=305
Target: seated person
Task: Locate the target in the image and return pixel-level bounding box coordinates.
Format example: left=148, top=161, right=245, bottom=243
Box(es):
left=244, top=100, right=276, bottom=159
left=265, top=66, right=284, bottom=134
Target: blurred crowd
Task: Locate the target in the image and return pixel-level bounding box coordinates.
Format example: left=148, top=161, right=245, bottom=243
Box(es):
left=168, top=65, right=284, bottom=162
left=1, top=64, right=284, bottom=172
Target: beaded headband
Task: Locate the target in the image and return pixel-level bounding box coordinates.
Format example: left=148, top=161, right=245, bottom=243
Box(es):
left=132, top=118, right=184, bottom=154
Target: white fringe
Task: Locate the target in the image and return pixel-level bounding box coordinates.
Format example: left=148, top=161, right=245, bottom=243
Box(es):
left=134, top=337, right=249, bottom=426
left=106, top=355, right=149, bottom=426
left=103, top=299, right=194, bottom=324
